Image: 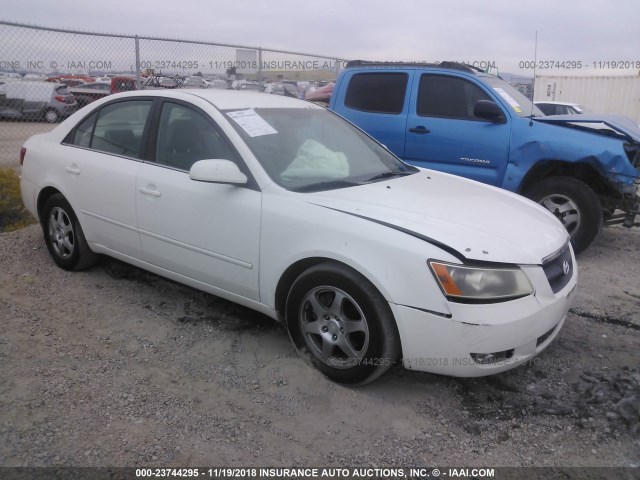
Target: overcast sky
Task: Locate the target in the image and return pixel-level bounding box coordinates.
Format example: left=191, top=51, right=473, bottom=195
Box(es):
left=3, top=0, right=640, bottom=75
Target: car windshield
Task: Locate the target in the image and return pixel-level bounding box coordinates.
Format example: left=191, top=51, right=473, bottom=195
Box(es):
left=571, top=104, right=592, bottom=114
left=224, top=107, right=417, bottom=192
left=483, top=76, right=544, bottom=118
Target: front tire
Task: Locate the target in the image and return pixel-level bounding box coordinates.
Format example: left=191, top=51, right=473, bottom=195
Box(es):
left=525, top=176, right=602, bottom=253
left=286, top=262, right=401, bottom=385
left=42, top=194, right=98, bottom=271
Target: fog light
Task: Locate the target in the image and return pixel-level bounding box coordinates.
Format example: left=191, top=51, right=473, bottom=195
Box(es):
left=470, top=349, right=514, bottom=365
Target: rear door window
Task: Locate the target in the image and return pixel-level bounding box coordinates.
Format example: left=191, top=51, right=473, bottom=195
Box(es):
left=71, top=112, right=97, bottom=148
left=91, top=101, right=152, bottom=157
left=67, top=100, right=152, bottom=158
left=345, top=73, right=408, bottom=114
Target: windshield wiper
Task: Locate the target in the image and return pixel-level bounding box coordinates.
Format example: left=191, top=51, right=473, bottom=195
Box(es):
left=365, top=171, right=415, bottom=183
left=292, top=180, right=362, bottom=193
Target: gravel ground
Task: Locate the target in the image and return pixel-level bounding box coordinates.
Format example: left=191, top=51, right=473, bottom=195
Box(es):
left=0, top=121, right=55, bottom=168
left=0, top=224, right=639, bottom=468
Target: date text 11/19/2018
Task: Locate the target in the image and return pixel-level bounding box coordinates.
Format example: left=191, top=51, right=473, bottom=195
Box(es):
left=519, top=60, right=640, bottom=70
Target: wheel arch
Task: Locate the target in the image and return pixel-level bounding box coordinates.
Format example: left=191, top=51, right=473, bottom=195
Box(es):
left=274, top=256, right=388, bottom=323
left=518, top=160, right=619, bottom=204
left=276, top=257, right=341, bottom=320
left=36, top=186, right=63, bottom=225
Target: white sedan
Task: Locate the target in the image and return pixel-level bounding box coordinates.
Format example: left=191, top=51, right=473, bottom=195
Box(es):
left=20, top=89, right=577, bottom=384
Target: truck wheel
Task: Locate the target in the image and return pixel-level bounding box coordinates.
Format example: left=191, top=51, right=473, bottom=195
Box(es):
left=525, top=177, right=602, bottom=253
left=286, top=262, right=401, bottom=385
left=43, top=109, right=60, bottom=123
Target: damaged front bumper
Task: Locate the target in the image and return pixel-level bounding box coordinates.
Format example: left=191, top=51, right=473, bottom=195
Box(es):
left=604, top=177, right=640, bottom=228
left=391, top=252, right=578, bottom=377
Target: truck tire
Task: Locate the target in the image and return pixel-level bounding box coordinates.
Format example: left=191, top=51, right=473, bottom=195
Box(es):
left=525, top=176, right=602, bottom=253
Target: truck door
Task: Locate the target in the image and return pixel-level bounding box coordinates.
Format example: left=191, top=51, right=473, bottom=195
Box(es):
left=332, top=71, right=413, bottom=158
left=404, top=73, right=511, bottom=186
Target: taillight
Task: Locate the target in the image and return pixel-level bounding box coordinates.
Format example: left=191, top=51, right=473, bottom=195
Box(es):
left=20, top=147, right=26, bottom=166
left=54, top=95, right=65, bottom=102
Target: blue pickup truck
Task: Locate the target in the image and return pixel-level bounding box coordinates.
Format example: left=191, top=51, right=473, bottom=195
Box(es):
left=329, top=61, right=640, bottom=252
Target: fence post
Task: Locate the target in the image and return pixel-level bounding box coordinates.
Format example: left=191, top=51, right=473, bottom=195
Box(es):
left=135, top=35, right=141, bottom=88
left=258, top=48, right=263, bottom=86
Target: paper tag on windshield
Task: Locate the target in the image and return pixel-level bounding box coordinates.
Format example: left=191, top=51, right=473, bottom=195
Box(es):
left=493, top=88, right=522, bottom=113
left=227, top=109, right=278, bottom=137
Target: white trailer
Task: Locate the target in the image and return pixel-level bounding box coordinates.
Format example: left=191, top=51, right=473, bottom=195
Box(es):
left=534, top=74, right=640, bottom=122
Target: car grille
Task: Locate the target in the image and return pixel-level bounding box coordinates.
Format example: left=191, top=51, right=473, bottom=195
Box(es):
left=542, top=243, right=573, bottom=294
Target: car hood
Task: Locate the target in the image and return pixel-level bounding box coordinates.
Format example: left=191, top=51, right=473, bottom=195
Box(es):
left=304, top=170, right=568, bottom=265
left=533, top=113, right=640, bottom=143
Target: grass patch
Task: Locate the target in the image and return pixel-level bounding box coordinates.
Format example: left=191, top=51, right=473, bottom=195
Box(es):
left=0, top=167, right=36, bottom=232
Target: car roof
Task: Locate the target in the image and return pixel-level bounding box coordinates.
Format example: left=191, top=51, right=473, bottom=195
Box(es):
left=114, top=89, right=321, bottom=110
left=534, top=101, right=580, bottom=106
left=344, top=60, right=498, bottom=77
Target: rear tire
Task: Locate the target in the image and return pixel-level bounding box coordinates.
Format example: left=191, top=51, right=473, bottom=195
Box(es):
left=286, top=262, right=401, bottom=385
left=43, top=109, right=59, bottom=123
left=42, top=194, right=98, bottom=271
left=525, top=176, right=602, bottom=253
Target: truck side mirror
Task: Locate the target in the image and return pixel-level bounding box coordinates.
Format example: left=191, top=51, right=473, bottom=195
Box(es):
left=474, top=100, right=506, bottom=123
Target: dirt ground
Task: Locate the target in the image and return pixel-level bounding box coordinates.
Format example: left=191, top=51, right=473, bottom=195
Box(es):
left=0, top=223, right=638, bottom=469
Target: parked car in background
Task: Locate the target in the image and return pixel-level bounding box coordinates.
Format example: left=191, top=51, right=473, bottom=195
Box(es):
left=305, top=82, right=334, bottom=105
left=0, top=72, right=22, bottom=80
left=535, top=101, right=590, bottom=116
left=23, top=73, right=48, bottom=81
left=110, top=76, right=138, bottom=93
left=207, top=77, right=229, bottom=89
left=0, top=80, right=76, bottom=122
left=68, top=76, right=138, bottom=107
left=143, top=75, right=182, bottom=89
left=183, top=76, right=209, bottom=88
left=264, top=82, right=301, bottom=98
left=47, top=75, right=94, bottom=87
left=233, top=80, right=261, bottom=91
left=330, top=61, right=640, bottom=252
left=69, top=82, right=112, bottom=108
left=20, top=89, right=576, bottom=384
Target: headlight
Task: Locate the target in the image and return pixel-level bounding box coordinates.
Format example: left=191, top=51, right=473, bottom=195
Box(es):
left=428, top=260, right=534, bottom=302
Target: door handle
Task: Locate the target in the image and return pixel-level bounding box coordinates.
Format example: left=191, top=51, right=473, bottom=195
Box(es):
left=409, top=126, right=430, bottom=134
left=65, top=166, right=81, bottom=174
left=139, top=186, right=161, bottom=197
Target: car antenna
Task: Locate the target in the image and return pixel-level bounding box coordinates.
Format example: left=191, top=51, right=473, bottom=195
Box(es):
left=529, top=30, right=538, bottom=126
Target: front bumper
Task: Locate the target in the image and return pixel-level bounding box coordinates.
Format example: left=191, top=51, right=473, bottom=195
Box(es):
left=391, top=254, right=577, bottom=377
left=605, top=185, right=640, bottom=227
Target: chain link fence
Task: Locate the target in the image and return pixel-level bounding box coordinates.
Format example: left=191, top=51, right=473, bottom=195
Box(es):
left=0, top=20, right=348, bottom=167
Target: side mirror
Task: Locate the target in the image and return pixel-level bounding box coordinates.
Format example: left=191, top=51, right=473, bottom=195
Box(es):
left=474, top=100, right=506, bottom=123
left=189, top=159, right=248, bottom=185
